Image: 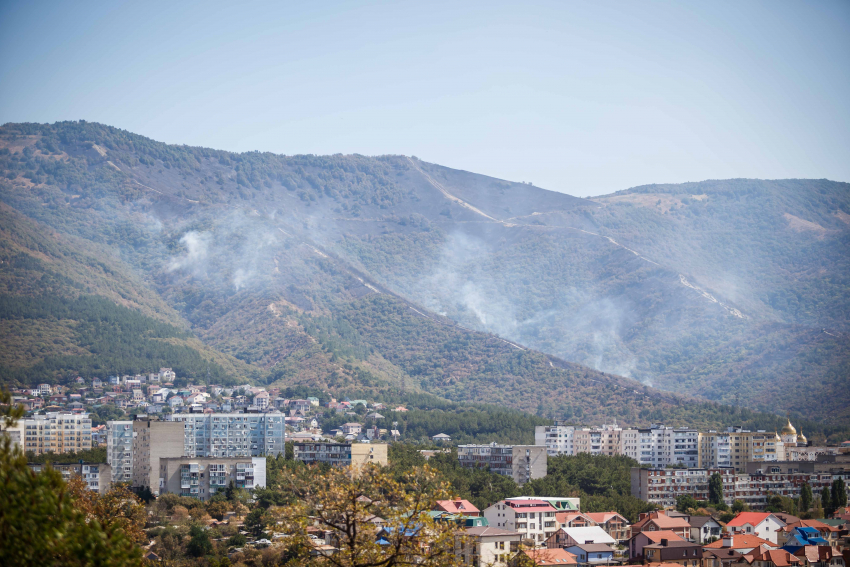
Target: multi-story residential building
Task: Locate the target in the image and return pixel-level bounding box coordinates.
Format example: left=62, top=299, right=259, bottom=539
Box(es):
left=700, top=428, right=785, bottom=472
left=293, top=442, right=388, bottom=467
left=483, top=498, right=558, bottom=544
left=621, top=426, right=700, bottom=468
left=27, top=462, right=113, bottom=494
left=457, top=444, right=547, bottom=485
left=159, top=457, right=266, bottom=501
left=455, top=526, right=522, bottom=567
left=632, top=456, right=850, bottom=510
left=106, top=420, right=134, bottom=483
left=131, top=418, right=185, bottom=494
left=168, top=413, right=286, bottom=457
left=574, top=424, right=622, bottom=457
left=535, top=422, right=576, bottom=456
left=584, top=512, right=631, bottom=542
left=22, top=412, right=92, bottom=455
left=631, top=467, right=738, bottom=509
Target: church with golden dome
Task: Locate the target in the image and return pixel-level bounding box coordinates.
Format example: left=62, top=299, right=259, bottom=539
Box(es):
left=780, top=417, right=807, bottom=447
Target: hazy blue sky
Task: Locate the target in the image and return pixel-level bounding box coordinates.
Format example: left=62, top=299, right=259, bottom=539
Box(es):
left=1, top=0, right=848, bottom=196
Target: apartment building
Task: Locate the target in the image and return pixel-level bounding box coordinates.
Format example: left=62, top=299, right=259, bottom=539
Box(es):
left=106, top=420, right=134, bottom=483
left=535, top=422, right=576, bottom=456
left=131, top=418, right=185, bottom=494
left=632, top=456, right=850, bottom=509
left=168, top=413, right=286, bottom=457
left=293, top=442, right=388, bottom=467
left=457, top=444, right=547, bottom=485
left=574, top=424, right=622, bottom=457
left=159, top=457, right=266, bottom=501
left=455, top=526, right=522, bottom=567
left=22, top=412, right=92, bottom=456
left=621, top=426, right=699, bottom=468
left=483, top=499, right=559, bottom=545
left=27, top=462, right=113, bottom=494
left=699, top=428, right=785, bottom=472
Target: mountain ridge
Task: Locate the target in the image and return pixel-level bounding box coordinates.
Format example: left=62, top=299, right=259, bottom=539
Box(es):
left=1, top=120, right=847, bottom=427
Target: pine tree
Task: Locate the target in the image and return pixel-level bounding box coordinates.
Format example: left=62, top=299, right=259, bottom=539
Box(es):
left=822, top=485, right=833, bottom=517
left=709, top=472, right=724, bottom=505
left=800, top=482, right=813, bottom=513
left=831, top=478, right=847, bottom=510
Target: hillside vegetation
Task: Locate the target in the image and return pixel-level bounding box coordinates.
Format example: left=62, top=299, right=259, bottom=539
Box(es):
left=0, top=120, right=847, bottom=429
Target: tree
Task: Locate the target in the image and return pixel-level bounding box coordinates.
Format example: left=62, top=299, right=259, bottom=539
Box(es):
left=187, top=524, right=213, bottom=557
left=831, top=479, right=847, bottom=511
left=228, top=533, right=247, bottom=548
left=272, top=463, right=463, bottom=567
left=245, top=507, right=272, bottom=539
left=676, top=494, right=699, bottom=513
left=709, top=472, right=724, bottom=505
left=732, top=499, right=749, bottom=513
left=0, top=388, right=142, bottom=566
left=822, top=486, right=833, bottom=517
left=67, top=477, right=147, bottom=545
left=800, top=483, right=813, bottom=513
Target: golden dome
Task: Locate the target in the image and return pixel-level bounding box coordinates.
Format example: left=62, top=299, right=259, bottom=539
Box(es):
left=774, top=431, right=782, bottom=441
left=781, top=418, right=797, bottom=436
left=797, top=429, right=807, bottom=444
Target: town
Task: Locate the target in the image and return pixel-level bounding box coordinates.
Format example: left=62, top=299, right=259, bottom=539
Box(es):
left=2, top=370, right=849, bottom=566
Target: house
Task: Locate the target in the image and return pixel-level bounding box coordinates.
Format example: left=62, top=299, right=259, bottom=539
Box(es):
left=455, top=526, right=523, bottom=567
left=792, top=545, right=845, bottom=567
left=746, top=548, right=801, bottom=567
left=564, top=543, right=616, bottom=565
left=628, top=530, right=686, bottom=561
left=254, top=391, right=270, bottom=410
left=132, top=389, right=144, bottom=403
left=432, top=433, right=451, bottom=442
left=777, top=522, right=840, bottom=548
left=687, top=516, right=722, bottom=544
left=557, top=526, right=617, bottom=547
left=74, top=376, right=85, bottom=384
left=584, top=512, right=631, bottom=542
left=642, top=539, right=703, bottom=566
left=704, top=534, right=778, bottom=555
left=631, top=511, right=691, bottom=540
left=341, top=423, right=362, bottom=436
left=307, top=397, right=320, bottom=407
left=484, top=499, right=559, bottom=545
left=168, top=396, right=184, bottom=408
left=726, top=513, right=786, bottom=545
left=92, top=378, right=102, bottom=389
left=780, top=528, right=830, bottom=553
left=38, top=383, right=52, bottom=395
left=703, top=548, right=746, bottom=567
left=366, top=412, right=385, bottom=420
left=520, top=548, right=579, bottom=566
left=289, top=399, right=311, bottom=414
left=434, top=499, right=481, bottom=517
left=108, top=376, right=121, bottom=386
left=557, top=512, right=595, bottom=529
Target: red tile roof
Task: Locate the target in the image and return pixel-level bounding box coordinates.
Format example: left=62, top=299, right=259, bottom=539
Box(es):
left=726, top=512, right=775, bottom=528
left=523, top=548, right=578, bottom=565
left=634, top=512, right=690, bottom=530
left=556, top=512, right=591, bottom=525
left=585, top=512, right=627, bottom=524
left=434, top=499, right=480, bottom=515
left=748, top=549, right=800, bottom=567
left=640, top=531, right=686, bottom=543
left=704, top=534, right=777, bottom=549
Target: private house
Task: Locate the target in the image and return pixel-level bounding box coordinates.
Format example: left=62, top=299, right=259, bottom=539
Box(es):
left=432, top=433, right=451, bottom=442
left=435, top=499, right=481, bottom=517
left=556, top=526, right=617, bottom=548
left=168, top=396, right=184, bottom=408
left=702, top=548, right=746, bottom=567
left=564, top=543, right=616, bottom=565
left=780, top=528, right=830, bottom=554
left=704, top=534, right=777, bottom=555
left=628, top=530, right=686, bottom=561
left=557, top=512, right=595, bottom=530
left=341, top=423, right=362, bottom=436
left=631, top=511, right=691, bottom=540
left=484, top=498, right=558, bottom=545
left=38, top=383, right=52, bottom=395
left=584, top=512, right=631, bottom=542
left=254, top=391, right=270, bottom=410
left=687, top=516, right=722, bottom=544
left=777, top=522, right=840, bottom=548
left=520, top=548, right=579, bottom=566
left=455, top=526, right=523, bottom=567
left=642, top=539, right=703, bottom=566
left=792, top=545, right=845, bottom=567
left=747, top=548, right=801, bottom=567
left=726, top=513, right=786, bottom=545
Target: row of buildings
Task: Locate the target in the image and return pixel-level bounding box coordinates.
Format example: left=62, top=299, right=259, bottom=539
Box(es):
left=631, top=454, right=850, bottom=509
left=536, top=420, right=840, bottom=472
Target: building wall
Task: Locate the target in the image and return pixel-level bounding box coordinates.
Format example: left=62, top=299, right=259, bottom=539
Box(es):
left=27, top=462, right=113, bottom=494
left=160, top=456, right=266, bottom=501
left=22, top=412, right=92, bottom=456
left=168, top=413, right=286, bottom=457
left=294, top=442, right=388, bottom=467
left=131, top=419, right=185, bottom=493
left=511, top=446, right=548, bottom=485
left=458, top=444, right=547, bottom=485
left=351, top=443, right=388, bottom=467
left=107, top=421, right=134, bottom=483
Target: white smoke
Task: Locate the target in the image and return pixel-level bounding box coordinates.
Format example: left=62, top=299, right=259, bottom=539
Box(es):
left=167, top=231, right=211, bottom=273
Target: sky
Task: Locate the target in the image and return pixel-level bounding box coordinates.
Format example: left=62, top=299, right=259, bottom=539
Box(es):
left=1, top=0, right=848, bottom=197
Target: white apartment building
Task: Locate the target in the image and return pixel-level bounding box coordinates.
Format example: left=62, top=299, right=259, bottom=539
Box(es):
left=22, top=412, right=92, bottom=455
left=106, top=420, right=134, bottom=483
left=168, top=413, right=286, bottom=457
left=457, top=444, right=548, bottom=485
left=159, top=456, right=266, bottom=501
left=535, top=422, right=575, bottom=456
left=484, top=499, right=559, bottom=545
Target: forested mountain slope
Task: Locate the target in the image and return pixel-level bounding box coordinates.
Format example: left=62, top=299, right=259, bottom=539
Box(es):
left=0, top=120, right=846, bottom=426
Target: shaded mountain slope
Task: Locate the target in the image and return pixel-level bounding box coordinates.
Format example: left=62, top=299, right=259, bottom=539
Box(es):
left=0, top=120, right=847, bottom=425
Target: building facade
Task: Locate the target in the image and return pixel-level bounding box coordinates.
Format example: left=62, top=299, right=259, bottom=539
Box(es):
left=27, top=462, right=113, bottom=494
left=22, top=412, right=92, bottom=456
left=131, top=418, right=185, bottom=494
left=167, top=413, right=286, bottom=457
left=159, top=457, right=266, bottom=501
left=457, top=444, right=547, bottom=485
left=483, top=499, right=558, bottom=544
left=293, top=442, right=388, bottom=467
left=106, top=420, right=134, bottom=483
